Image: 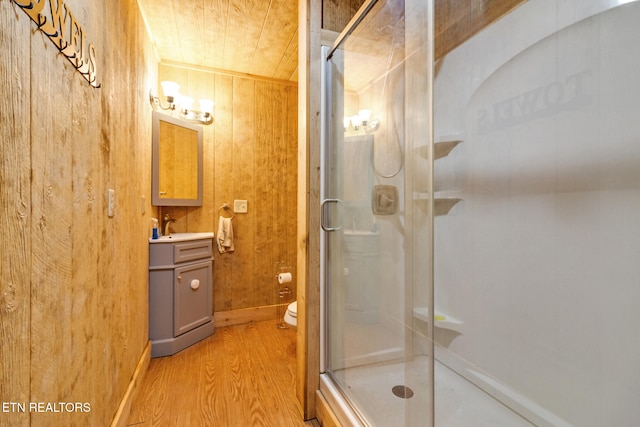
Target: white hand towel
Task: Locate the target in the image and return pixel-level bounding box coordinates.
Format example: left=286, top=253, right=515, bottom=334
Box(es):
left=217, top=216, right=234, bottom=253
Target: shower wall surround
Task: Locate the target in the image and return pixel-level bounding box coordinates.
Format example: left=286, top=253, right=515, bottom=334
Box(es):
left=433, top=0, right=640, bottom=425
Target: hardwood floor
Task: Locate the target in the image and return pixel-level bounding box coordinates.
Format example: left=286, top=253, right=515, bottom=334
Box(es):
left=127, top=320, right=319, bottom=427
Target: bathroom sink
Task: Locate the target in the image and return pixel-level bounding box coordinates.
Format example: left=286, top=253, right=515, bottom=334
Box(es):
left=149, top=232, right=214, bottom=243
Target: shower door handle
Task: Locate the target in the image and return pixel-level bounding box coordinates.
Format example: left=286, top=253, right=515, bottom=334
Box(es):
left=321, top=198, right=343, bottom=232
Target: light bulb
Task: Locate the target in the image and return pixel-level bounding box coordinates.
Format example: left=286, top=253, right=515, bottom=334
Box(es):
left=160, top=81, right=180, bottom=101
left=358, top=109, right=371, bottom=125
left=179, top=96, right=194, bottom=112
left=351, top=115, right=362, bottom=130
left=199, top=99, right=214, bottom=115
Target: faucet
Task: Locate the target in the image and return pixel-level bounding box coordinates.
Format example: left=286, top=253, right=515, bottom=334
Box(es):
left=163, top=214, right=175, bottom=236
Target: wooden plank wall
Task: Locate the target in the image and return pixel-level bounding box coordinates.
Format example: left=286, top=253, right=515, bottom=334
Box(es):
left=298, top=0, right=324, bottom=420
left=1, top=1, right=31, bottom=425
left=434, top=0, right=527, bottom=59
left=158, top=63, right=298, bottom=315
left=1, top=0, right=157, bottom=425
left=322, top=0, right=367, bottom=32
left=320, top=0, right=527, bottom=59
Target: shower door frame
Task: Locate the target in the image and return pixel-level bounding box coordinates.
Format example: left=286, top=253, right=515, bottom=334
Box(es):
left=319, top=0, right=436, bottom=425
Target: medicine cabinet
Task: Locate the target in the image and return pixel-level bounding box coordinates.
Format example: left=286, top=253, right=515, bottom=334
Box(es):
left=151, top=111, right=203, bottom=206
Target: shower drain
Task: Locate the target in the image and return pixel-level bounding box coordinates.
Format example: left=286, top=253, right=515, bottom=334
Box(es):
left=391, top=385, right=414, bottom=399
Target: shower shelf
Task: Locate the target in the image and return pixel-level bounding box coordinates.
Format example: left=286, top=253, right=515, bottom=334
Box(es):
left=435, top=197, right=462, bottom=216
left=413, top=191, right=463, bottom=216
left=414, top=190, right=460, bottom=199
left=415, top=135, right=463, bottom=160
left=413, top=307, right=464, bottom=333
left=434, top=136, right=463, bottom=160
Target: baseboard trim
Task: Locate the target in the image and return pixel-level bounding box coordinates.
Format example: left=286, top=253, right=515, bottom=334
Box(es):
left=110, top=340, right=152, bottom=427
left=316, top=389, right=343, bottom=427
left=213, top=303, right=288, bottom=327
left=319, top=374, right=366, bottom=427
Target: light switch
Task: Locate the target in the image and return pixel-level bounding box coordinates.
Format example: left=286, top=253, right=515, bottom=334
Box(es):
left=234, top=199, right=248, bottom=213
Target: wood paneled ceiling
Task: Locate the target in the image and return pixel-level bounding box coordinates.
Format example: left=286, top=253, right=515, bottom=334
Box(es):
left=137, top=0, right=299, bottom=81
left=136, top=0, right=526, bottom=85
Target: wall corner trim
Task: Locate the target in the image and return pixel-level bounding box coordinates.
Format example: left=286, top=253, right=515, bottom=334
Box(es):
left=110, top=340, right=152, bottom=427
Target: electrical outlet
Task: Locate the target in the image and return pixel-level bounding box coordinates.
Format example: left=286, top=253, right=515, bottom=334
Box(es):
left=234, top=199, right=248, bottom=213
left=108, top=189, right=115, bottom=217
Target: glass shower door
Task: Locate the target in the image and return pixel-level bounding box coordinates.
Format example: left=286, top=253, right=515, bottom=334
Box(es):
left=322, top=0, right=435, bottom=425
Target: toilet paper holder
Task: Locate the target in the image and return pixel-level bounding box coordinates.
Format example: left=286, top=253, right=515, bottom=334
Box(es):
left=275, top=263, right=293, bottom=329
left=277, top=272, right=292, bottom=284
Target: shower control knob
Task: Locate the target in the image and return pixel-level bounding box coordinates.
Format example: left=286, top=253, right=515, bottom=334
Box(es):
left=380, top=193, right=393, bottom=207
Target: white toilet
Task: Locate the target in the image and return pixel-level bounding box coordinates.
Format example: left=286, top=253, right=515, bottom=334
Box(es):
left=284, top=300, right=297, bottom=328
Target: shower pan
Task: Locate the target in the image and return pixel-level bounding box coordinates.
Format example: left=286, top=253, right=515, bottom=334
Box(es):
left=319, top=0, right=640, bottom=426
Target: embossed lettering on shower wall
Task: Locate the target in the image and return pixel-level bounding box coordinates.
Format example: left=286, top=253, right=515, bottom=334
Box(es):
left=478, top=70, right=591, bottom=134
left=13, top=0, right=100, bottom=88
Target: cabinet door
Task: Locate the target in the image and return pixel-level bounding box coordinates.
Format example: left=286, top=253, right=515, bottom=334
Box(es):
left=174, top=260, right=212, bottom=336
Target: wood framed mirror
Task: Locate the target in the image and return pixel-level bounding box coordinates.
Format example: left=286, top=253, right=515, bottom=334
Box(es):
left=151, top=111, right=203, bottom=206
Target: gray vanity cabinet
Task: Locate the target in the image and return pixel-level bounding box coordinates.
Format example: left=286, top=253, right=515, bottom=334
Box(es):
left=149, top=237, right=214, bottom=357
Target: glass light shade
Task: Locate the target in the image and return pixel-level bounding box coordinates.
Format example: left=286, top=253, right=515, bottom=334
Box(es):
left=179, top=96, right=194, bottom=111
left=160, top=81, right=180, bottom=99
left=358, top=109, right=372, bottom=123
left=343, top=116, right=351, bottom=129
left=351, top=115, right=363, bottom=128
left=199, top=99, right=215, bottom=114
left=365, top=118, right=380, bottom=132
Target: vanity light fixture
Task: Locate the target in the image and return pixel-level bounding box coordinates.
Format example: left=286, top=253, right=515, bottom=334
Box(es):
left=344, top=109, right=381, bottom=133
left=149, top=81, right=214, bottom=126
left=359, top=109, right=380, bottom=132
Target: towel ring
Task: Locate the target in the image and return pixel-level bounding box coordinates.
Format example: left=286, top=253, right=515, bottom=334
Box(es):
left=218, top=203, right=234, bottom=219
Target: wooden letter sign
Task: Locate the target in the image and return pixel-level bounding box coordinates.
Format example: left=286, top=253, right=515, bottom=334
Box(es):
left=13, top=0, right=101, bottom=88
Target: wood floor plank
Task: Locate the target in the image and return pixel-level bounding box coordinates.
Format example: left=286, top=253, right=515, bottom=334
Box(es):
left=127, top=320, right=314, bottom=427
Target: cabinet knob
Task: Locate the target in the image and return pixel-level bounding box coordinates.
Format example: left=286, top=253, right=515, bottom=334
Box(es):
left=190, top=279, right=200, bottom=290
left=177, top=275, right=182, bottom=282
